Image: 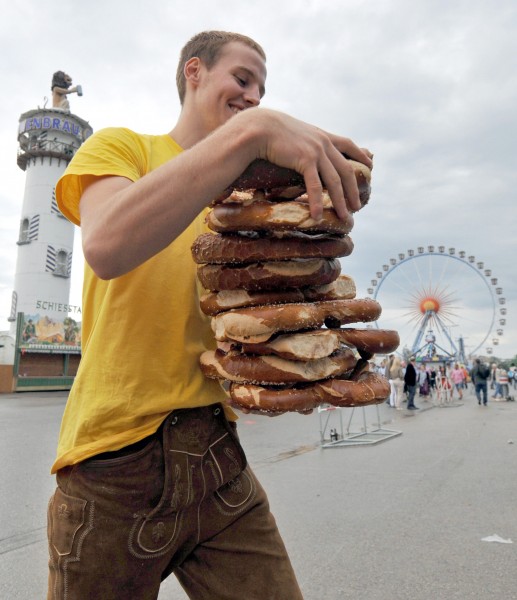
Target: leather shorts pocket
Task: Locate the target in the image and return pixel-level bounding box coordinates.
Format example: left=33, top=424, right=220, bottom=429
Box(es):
left=48, top=486, right=93, bottom=557
left=212, top=466, right=257, bottom=517
left=83, top=434, right=157, bottom=469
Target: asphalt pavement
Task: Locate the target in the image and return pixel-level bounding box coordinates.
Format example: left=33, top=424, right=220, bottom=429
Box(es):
left=1, top=387, right=516, bottom=599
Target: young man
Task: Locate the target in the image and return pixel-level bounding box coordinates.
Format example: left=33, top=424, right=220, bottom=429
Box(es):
left=47, top=31, right=373, bottom=599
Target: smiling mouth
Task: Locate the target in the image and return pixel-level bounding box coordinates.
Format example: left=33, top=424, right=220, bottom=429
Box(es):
left=229, top=105, right=243, bottom=114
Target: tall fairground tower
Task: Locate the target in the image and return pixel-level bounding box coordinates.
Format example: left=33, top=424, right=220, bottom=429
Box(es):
left=8, top=72, right=92, bottom=332
left=0, top=72, right=92, bottom=393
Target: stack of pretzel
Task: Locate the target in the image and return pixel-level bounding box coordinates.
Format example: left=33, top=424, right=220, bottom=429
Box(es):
left=191, top=159, right=399, bottom=415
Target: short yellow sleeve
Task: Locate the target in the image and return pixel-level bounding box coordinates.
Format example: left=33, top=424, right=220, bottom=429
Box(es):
left=56, top=127, right=150, bottom=225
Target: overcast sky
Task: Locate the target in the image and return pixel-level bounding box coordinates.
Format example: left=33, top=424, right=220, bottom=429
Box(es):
left=1, top=0, right=516, bottom=359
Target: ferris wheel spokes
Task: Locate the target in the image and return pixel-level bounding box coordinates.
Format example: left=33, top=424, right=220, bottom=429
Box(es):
left=411, top=311, right=459, bottom=356
left=368, top=246, right=505, bottom=359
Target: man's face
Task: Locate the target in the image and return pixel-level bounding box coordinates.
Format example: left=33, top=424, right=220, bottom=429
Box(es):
left=194, top=42, right=267, bottom=132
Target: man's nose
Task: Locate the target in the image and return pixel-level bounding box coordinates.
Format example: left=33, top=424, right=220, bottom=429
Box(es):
left=244, top=85, right=261, bottom=107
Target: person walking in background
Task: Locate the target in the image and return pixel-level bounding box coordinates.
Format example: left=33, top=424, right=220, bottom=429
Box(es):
left=429, top=367, right=437, bottom=399
left=436, top=365, right=452, bottom=405
left=497, top=367, right=510, bottom=400
left=385, top=354, right=396, bottom=407
left=450, top=363, right=465, bottom=400
left=508, top=365, right=515, bottom=390
left=461, top=364, right=469, bottom=390
left=492, top=365, right=504, bottom=400
left=417, top=364, right=430, bottom=398
left=404, top=356, right=419, bottom=410
left=389, top=356, right=405, bottom=410
left=490, top=363, right=499, bottom=396
left=376, top=359, right=386, bottom=375
left=471, top=358, right=490, bottom=405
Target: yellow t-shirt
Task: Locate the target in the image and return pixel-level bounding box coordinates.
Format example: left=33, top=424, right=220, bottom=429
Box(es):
left=52, top=127, right=229, bottom=473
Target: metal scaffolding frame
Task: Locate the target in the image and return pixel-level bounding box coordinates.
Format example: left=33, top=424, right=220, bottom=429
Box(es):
left=318, top=403, right=402, bottom=448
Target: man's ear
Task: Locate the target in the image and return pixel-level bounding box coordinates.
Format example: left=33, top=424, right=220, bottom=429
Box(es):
left=184, top=57, right=202, bottom=87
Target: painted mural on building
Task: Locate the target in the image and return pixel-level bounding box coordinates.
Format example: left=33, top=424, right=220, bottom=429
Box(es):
left=21, top=313, right=81, bottom=351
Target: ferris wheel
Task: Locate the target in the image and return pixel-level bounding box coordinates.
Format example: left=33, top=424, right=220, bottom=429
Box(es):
left=366, top=245, right=507, bottom=360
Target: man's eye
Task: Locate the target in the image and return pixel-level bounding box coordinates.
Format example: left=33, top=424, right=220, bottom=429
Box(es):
left=236, top=76, right=246, bottom=86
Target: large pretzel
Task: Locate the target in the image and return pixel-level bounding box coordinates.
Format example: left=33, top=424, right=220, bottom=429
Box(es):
left=197, top=258, right=341, bottom=292
left=238, top=328, right=400, bottom=361
left=207, top=201, right=354, bottom=235
left=199, top=275, right=356, bottom=315
left=191, top=232, right=353, bottom=264
left=212, top=298, right=382, bottom=344
left=200, top=348, right=357, bottom=385
left=228, top=370, right=390, bottom=414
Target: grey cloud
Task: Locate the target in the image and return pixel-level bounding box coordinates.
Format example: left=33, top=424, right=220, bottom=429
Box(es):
left=0, top=0, right=515, bottom=357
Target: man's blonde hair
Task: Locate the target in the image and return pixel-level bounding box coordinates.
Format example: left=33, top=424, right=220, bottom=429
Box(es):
left=176, top=31, right=266, bottom=104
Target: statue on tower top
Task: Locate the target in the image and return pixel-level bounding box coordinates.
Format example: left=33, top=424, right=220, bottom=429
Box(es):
left=51, top=71, right=83, bottom=112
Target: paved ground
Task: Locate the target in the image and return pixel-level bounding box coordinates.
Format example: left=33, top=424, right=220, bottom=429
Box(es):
left=1, top=387, right=516, bottom=599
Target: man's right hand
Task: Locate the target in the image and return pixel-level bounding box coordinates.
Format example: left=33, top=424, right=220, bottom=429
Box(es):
left=241, top=108, right=373, bottom=222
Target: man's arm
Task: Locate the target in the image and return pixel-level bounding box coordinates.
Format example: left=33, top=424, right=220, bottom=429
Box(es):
left=80, top=108, right=373, bottom=279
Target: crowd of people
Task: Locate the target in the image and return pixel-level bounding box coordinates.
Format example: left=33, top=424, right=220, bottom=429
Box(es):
left=374, top=357, right=517, bottom=409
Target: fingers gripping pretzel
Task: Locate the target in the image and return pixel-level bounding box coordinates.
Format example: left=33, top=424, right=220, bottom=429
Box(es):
left=215, top=158, right=372, bottom=208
